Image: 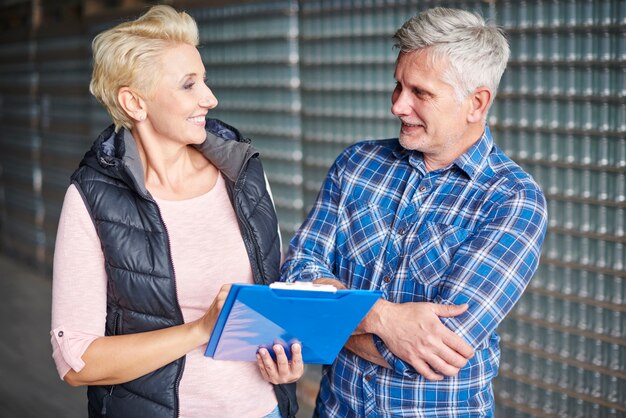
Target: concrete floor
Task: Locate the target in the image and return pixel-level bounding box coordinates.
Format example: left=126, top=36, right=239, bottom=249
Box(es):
left=0, top=253, right=86, bottom=417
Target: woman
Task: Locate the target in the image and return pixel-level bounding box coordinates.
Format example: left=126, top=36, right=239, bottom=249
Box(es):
left=50, top=5, right=301, bottom=418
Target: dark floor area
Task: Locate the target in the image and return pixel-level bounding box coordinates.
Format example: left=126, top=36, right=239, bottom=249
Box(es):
left=0, top=253, right=86, bottom=417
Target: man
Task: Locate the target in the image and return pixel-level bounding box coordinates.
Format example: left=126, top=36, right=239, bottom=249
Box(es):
left=280, top=7, right=548, bottom=417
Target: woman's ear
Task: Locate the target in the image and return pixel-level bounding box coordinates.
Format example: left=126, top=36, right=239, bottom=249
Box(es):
left=466, top=87, right=492, bottom=124
left=118, top=87, right=146, bottom=122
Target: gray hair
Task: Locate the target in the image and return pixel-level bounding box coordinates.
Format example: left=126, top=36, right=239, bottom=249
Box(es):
left=393, top=7, right=510, bottom=106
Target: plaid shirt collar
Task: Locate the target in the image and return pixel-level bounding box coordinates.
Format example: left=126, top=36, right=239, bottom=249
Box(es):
left=391, top=124, right=494, bottom=180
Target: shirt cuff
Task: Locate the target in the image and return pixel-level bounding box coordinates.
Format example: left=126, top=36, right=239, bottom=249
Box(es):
left=372, top=335, right=418, bottom=379
left=283, top=266, right=336, bottom=283
left=50, top=326, right=99, bottom=379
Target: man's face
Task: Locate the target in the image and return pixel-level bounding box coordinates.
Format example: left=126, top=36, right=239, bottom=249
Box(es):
left=391, top=49, right=474, bottom=169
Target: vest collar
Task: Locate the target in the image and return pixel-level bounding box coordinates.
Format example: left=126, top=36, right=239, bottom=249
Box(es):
left=88, top=119, right=258, bottom=197
left=193, top=119, right=259, bottom=184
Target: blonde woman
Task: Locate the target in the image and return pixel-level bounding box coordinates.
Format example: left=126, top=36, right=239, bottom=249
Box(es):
left=50, top=5, right=301, bottom=417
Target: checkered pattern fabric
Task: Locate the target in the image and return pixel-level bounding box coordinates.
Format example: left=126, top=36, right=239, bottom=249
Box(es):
left=281, top=126, right=548, bottom=417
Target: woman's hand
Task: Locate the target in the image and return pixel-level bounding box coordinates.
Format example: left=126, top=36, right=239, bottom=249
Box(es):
left=256, top=343, right=304, bottom=384
left=196, top=284, right=231, bottom=341
left=64, top=283, right=234, bottom=387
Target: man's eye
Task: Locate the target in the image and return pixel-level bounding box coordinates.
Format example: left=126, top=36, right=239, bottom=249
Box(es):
left=184, top=82, right=194, bottom=90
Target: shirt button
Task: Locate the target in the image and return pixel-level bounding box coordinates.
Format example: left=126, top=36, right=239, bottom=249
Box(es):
left=398, top=227, right=406, bottom=235
left=365, top=374, right=372, bottom=381
left=419, top=186, right=427, bottom=192
left=383, top=276, right=391, bottom=283
left=58, top=331, right=64, bottom=337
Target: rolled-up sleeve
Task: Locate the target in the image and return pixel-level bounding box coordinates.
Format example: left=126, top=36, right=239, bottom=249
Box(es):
left=374, top=186, right=547, bottom=377
left=50, top=327, right=100, bottom=378
left=50, top=184, right=107, bottom=379
left=438, top=187, right=548, bottom=347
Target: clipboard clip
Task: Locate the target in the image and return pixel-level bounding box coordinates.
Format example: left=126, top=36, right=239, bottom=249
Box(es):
left=269, top=281, right=338, bottom=293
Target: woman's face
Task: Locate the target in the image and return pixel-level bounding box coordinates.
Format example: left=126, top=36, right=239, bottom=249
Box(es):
left=142, top=43, right=218, bottom=146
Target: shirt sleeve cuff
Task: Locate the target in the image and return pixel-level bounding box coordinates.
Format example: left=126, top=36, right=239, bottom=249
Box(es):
left=372, top=335, right=418, bottom=378
left=283, top=265, right=336, bottom=283
left=50, top=326, right=99, bottom=379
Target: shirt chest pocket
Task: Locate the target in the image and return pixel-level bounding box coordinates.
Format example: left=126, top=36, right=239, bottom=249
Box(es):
left=407, top=222, right=469, bottom=288
left=336, top=202, right=394, bottom=268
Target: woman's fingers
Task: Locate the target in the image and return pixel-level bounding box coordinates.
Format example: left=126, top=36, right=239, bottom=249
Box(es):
left=256, top=343, right=304, bottom=384
left=286, top=343, right=304, bottom=379
left=256, top=348, right=272, bottom=381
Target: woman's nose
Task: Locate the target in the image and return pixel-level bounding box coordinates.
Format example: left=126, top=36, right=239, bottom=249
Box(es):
left=200, top=85, right=218, bottom=109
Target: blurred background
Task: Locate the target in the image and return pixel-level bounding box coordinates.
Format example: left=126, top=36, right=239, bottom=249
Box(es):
left=0, top=0, right=624, bottom=417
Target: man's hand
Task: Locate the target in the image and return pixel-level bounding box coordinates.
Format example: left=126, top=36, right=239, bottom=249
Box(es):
left=313, top=277, right=347, bottom=289
left=362, top=300, right=474, bottom=381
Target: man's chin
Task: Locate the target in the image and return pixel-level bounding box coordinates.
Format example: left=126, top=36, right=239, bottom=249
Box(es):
left=398, top=134, right=424, bottom=151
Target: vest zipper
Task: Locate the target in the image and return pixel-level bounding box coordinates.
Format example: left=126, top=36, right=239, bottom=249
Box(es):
left=153, top=201, right=185, bottom=418
left=233, top=161, right=266, bottom=284
left=239, top=205, right=265, bottom=282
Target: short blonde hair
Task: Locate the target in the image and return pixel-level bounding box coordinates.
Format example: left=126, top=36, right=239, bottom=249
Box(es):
left=89, top=5, right=199, bottom=130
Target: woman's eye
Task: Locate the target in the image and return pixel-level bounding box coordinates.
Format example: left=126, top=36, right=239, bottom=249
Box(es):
left=183, top=82, right=194, bottom=90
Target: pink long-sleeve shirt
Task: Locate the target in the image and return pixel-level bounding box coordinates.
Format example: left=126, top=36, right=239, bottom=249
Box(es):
left=50, top=173, right=277, bottom=418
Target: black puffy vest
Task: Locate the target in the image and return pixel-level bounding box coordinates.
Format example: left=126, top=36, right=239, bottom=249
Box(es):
left=71, top=119, right=297, bottom=418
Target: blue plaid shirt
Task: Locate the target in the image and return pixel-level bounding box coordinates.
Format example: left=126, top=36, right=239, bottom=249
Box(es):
left=281, top=126, right=547, bottom=417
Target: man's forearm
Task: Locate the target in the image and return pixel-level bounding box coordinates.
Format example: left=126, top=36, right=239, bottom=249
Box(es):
left=355, top=298, right=474, bottom=380
left=344, top=334, right=390, bottom=368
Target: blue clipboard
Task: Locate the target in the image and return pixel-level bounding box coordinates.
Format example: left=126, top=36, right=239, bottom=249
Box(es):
left=204, top=283, right=382, bottom=364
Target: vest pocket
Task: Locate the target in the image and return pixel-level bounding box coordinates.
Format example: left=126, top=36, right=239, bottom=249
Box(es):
left=101, top=386, right=114, bottom=415
left=106, top=308, right=123, bottom=336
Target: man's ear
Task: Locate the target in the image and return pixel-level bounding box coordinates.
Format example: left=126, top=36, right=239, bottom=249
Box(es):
left=467, top=87, right=492, bottom=124
left=118, top=87, right=146, bottom=122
